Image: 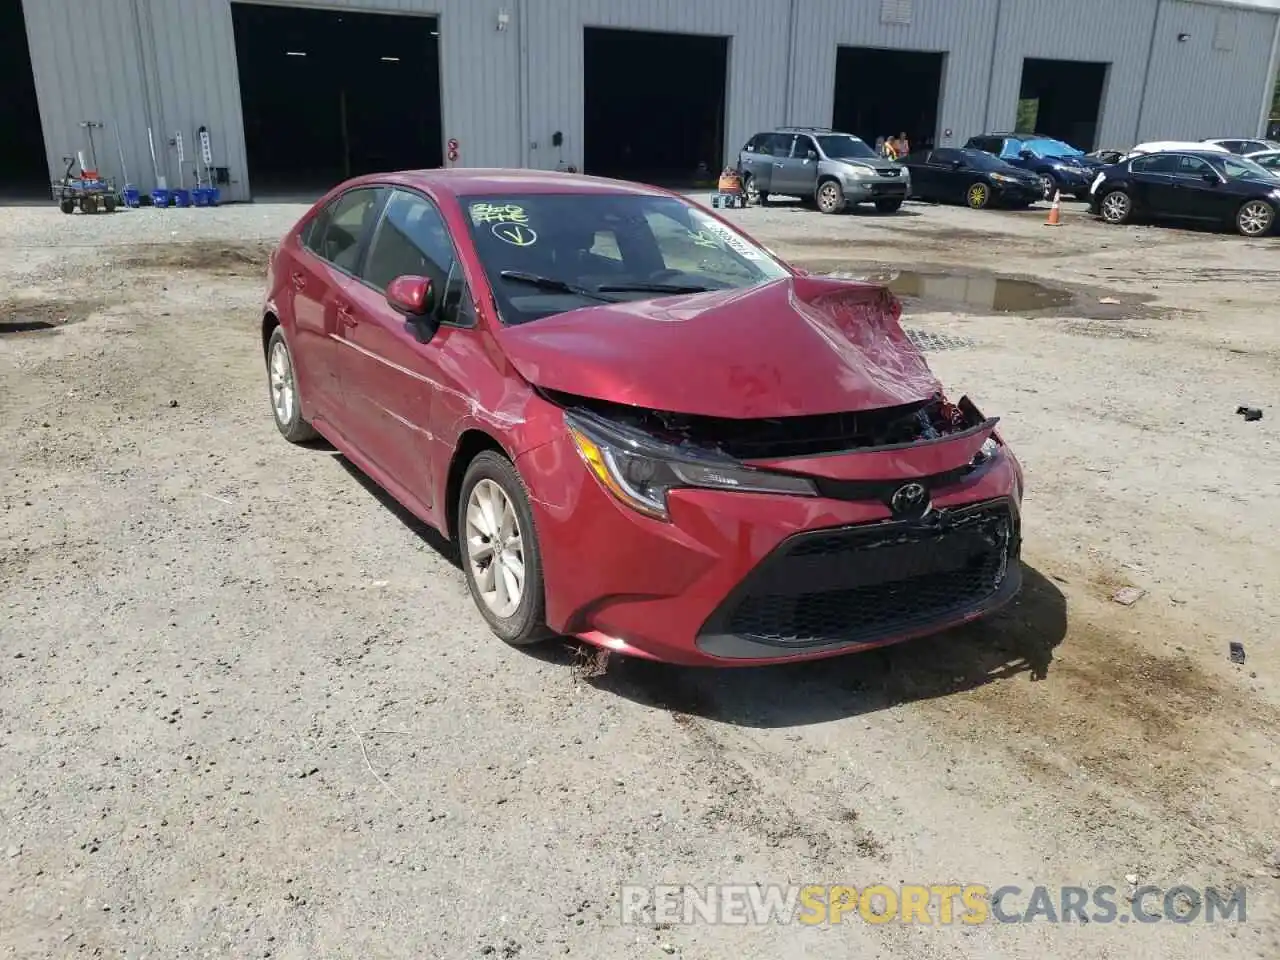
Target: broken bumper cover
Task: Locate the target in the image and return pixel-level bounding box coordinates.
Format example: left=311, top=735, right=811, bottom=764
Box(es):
left=517, top=435, right=1023, bottom=667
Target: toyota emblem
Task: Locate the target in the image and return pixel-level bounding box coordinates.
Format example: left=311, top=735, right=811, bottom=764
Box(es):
left=890, top=482, right=930, bottom=516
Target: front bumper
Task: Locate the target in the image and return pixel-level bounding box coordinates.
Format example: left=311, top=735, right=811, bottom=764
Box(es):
left=843, top=177, right=910, bottom=200
left=516, top=434, right=1023, bottom=667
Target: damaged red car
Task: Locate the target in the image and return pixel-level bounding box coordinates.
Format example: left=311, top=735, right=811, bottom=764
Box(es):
left=260, top=169, right=1024, bottom=666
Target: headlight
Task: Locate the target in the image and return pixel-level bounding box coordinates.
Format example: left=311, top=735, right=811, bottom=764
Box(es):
left=566, top=412, right=817, bottom=521
left=990, top=173, right=1018, bottom=184
left=972, top=436, right=1000, bottom=466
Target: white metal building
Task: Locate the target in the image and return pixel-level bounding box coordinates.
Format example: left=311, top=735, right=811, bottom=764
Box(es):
left=10, top=0, right=1280, bottom=202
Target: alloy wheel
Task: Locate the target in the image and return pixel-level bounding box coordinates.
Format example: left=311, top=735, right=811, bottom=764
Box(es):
left=1238, top=200, right=1273, bottom=237
left=744, top=176, right=759, bottom=205
left=1101, top=191, right=1130, bottom=224
left=269, top=340, right=295, bottom=426
left=465, top=478, right=525, bottom=619
left=967, top=184, right=988, bottom=208
left=818, top=182, right=841, bottom=213
left=1040, top=174, right=1055, bottom=200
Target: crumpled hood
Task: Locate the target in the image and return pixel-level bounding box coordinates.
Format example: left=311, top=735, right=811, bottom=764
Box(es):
left=496, top=276, right=941, bottom=419
left=839, top=159, right=904, bottom=176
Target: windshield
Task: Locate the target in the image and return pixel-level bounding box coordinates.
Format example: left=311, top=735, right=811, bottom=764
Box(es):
left=461, top=193, right=791, bottom=325
left=1221, top=156, right=1276, bottom=180
left=817, top=135, right=878, bottom=160
left=1022, top=138, right=1084, bottom=158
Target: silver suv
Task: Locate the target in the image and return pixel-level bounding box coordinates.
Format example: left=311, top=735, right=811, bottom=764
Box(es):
left=738, top=127, right=910, bottom=214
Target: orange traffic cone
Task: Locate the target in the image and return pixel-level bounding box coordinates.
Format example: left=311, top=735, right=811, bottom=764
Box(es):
left=1045, top=190, right=1062, bottom=227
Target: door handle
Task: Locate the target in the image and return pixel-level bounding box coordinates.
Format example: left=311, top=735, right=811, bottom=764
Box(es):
left=336, top=303, right=357, bottom=328
left=291, top=272, right=306, bottom=290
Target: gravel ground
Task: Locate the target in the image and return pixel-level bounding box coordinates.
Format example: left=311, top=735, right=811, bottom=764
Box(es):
left=1, top=193, right=1278, bottom=960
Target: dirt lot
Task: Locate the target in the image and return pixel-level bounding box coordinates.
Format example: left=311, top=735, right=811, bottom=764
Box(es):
left=1, top=195, right=1278, bottom=960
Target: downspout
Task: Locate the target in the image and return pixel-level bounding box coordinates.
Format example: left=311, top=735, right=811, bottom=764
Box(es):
left=128, top=0, right=158, bottom=185
left=781, top=0, right=797, bottom=125
left=1134, top=0, right=1163, bottom=145
left=982, top=0, right=1004, bottom=132
left=516, top=0, right=529, bottom=167
left=1257, top=10, right=1280, bottom=136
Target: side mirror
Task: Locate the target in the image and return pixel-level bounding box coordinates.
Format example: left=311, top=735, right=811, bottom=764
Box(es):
left=952, top=159, right=964, bottom=169
left=805, top=149, right=817, bottom=161
left=1019, top=150, right=1035, bottom=159
left=386, top=275, right=436, bottom=317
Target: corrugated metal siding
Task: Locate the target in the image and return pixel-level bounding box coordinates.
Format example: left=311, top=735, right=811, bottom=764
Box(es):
left=1141, top=0, right=1279, bottom=139
left=788, top=0, right=1001, bottom=147
left=21, top=0, right=1280, bottom=200
left=21, top=0, right=152, bottom=192
left=521, top=0, right=790, bottom=170
left=988, top=0, right=1160, bottom=147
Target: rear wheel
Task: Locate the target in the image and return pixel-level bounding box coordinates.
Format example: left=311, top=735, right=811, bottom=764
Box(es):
left=965, top=182, right=991, bottom=209
left=874, top=198, right=904, bottom=213
left=266, top=326, right=319, bottom=443
left=103, top=195, right=117, bottom=213
left=459, top=451, right=551, bottom=646
left=743, top=174, right=768, bottom=207
left=80, top=195, right=98, bottom=214
left=816, top=179, right=846, bottom=214
left=1236, top=199, right=1275, bottom=237
left=1099, top=189, right=1133, bottom=225
left=59, top=198, right=75, bottom=214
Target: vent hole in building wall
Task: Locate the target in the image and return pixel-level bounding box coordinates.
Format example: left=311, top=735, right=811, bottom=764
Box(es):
left=1016, top=58, right=1108, bottom=151
left=583, top=27, right=728, bottom=185
left=832, top=47, right=944, bottom=150
left=231, top=3, right=442, bottom=199
left=0, top=0, right=49, bottom=198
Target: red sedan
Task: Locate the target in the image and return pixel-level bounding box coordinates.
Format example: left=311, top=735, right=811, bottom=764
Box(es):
left=260, top=169, right=1024, bottom=666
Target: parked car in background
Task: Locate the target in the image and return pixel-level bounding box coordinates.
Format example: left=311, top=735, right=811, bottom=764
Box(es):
left=901, top=147, right=1043, bottom=209
left=260, top=168, right=1023, bottom=665
left=1125, top=140, right=1230, bottom=159
left=1090, top=150, right=1280, bottom=236
left=738, top=127, right=910, bottom=214
left=964, top=133, right=1103, bottom=200
left=1202, top=137, right=1280, bottom=156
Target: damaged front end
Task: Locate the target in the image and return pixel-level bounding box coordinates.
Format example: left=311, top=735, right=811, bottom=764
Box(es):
left=541, top=387, right=1011, bottom=522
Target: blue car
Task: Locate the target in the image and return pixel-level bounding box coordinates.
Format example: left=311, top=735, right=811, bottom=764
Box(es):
left=964, top=134, right=1106, bottom=201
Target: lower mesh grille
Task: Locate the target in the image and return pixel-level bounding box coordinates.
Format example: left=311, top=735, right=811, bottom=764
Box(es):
left=709, top=501, right=1016, bottom=649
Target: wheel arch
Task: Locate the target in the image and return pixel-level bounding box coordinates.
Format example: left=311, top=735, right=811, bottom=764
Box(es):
left=261, top=311, right=280, bottom=357
left=445, top=430, right=510, bottom=542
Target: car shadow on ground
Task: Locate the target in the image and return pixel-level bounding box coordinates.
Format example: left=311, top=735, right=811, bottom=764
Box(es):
left=566, top=563, right=1066, bottom=728
left=334, top=454, right=460, bottom=566
left=759, top=199, right=924, bottom=217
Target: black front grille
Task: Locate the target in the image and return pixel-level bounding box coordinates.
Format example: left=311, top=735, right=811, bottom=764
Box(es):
left=699, top=500, right=1018, bottom=652
left=871, top=182, right=908, bottom=195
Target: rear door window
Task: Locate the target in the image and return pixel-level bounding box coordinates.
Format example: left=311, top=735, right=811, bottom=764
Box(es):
left=765, top=133, right=794, bottom=158
left=928, top=148, right=960, bottom=166
left=1131, top=154, right=1179, bottom=174
left=307, top=187, right=382, bottom=274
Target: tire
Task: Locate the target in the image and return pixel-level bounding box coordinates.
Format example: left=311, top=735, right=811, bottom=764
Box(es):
left=816, top=179, right=846, bottom=214
left=59, top=198, right=75, bottom=214
left=103, top=195, right=117, bottom=213
left=743, top=174, right=767, bottom=207
left=1098, top=189, right=1133, bottom=225
left=458, top=451, right=551, bottom=646
left=266, top=326, right=319, bottom=443
left=965, top=182, right=991, bottom=209
left=80, top=195, right=98, bottom=214
left=875, top=198, right=904, bottom=213
left=1236, top=199, right=1275, bottom=237
left=1039, top=173, right=1057, bottom=201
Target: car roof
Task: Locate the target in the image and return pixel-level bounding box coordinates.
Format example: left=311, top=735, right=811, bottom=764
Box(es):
left=343, top=167, right=672, bottom=198
left=1133, top=149, right=1231, bottom=159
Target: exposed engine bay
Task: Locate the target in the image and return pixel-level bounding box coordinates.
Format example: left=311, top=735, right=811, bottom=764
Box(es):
left=540, top=388, right=988, bottom=460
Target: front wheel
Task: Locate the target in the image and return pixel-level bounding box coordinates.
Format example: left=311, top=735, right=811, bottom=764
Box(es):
left=965, top=182, right=991, bottom=209
left=1236, top=199, right=1275, bottom=237
left=1098, top=189, right=1133, bottom=225
left=459, top=451, right=551, bottom=646
left=266, top=326, right=319, bottom=443
left=816, top=179, right=846, bottom=214
left=1039, top=173, right=1057, bottom=201
left=875, top=198, right=904, bottom=213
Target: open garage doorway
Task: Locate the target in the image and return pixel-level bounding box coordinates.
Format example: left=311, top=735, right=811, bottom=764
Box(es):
left=1016, top=59, right=1108, bottom=150
left=231, top=3, right=442, bottom=199
left=833, top=47, right=944, bottom=150
left=583, top=27, right=728, bottom=184
left=0, top=0, right=50, bottom=198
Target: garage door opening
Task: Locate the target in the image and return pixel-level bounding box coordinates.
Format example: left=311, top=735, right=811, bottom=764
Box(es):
left=0, top=0, right=49, bottom=197
left=583, top=27, right=728, bottom=183
left=231, top=3, right=442, bottom=198
left=833, top=47, right=944, bottom=150
left=1017, top=58, right=1108, bottom=150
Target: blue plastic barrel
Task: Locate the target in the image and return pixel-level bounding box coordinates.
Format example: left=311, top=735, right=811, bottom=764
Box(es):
left=151, top=188, right=170, bottom=207
left=172, top=189, right=191, bottom=208
left=122, top=187, right=141, bottom=207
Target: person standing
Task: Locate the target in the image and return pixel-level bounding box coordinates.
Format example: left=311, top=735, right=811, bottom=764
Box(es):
left=896, top=132, right=911, bottom=157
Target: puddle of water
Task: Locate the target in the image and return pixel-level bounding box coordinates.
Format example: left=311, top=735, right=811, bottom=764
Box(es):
left=874, top=270, right=1073, bottom=312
